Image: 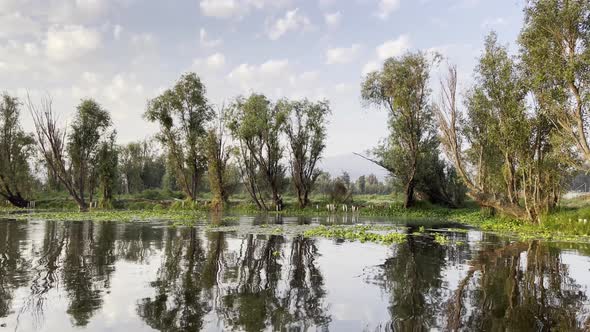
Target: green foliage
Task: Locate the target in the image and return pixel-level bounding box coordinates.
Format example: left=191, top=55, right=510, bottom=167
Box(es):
left=328, top=179, right=351, bottom=204
left=97, top=133, right=118, bottom=208
left=433, top=233, right=449, bottom=245
left=68, top=99, right=112, bottom=167
left=472, top=33, right=568, bottom=220
left=205, top=114, right=231, bottom=210
left=119, top=140, right=165, bottom=194
left=66, top=98, right=114, bottom=210
left=415, top=141, right=467, bottom=207
left=145, top=72, right=213, bottom=201
left=303, top=225, right=407, bottom=244
left=361, top=51, right=440, bottom=208
left=227, top=94, right=288, bottom=210
left=0, top=93, right=35, bottom=207
left=135, top=189, right=180, bottom=200
left=439, top=30, right=574, bottom=222
left=519, top=0, right=590, bottom=163
left=280, top=99, right=331, bottom=208
left=0, top=209, right=206, bottom=222
left=356, top=175, right=366, bottom=194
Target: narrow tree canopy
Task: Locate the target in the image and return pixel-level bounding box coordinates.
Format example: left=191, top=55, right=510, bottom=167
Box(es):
left=280, top=98, right=330, bottom=208
left=227, top=93, right=288, bottom=210
left=0, top=93, right=35, bottom=207
left=361, top=51, right=442, bottom=208
left=145, top=72, right=213, bottom=201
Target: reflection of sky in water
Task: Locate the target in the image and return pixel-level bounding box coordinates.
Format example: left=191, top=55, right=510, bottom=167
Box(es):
left=1, top=217, right=590, bottom=331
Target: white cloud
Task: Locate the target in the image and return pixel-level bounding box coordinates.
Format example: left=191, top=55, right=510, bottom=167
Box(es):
left=207, top=53, right=226, bottom=68
left=319, top=0, right=337, bottom=8
left=481, top=17, right=506, bottom=29
left=82, top=71, right=99, bottom=84
left=247, top=0, right=290, bottom=9
left=0, top=12, right=41, bottom=38
left=45, top=25, right=102, bottom=62
left=199, top=0, right=289, bottom=19
left=362, top=61, right=379, bottom=76
left=45, top=0, right=112, bottom=24
left=200, top=0, right=243, bottom=19
left=228, top=59, right=289, bottom=93
left=326, top=44, right=360, bottom=64
left=259, top=59, right=289, bottom=75
left=74, top=0, right=106, bottom=13
left=131, top=33, right=156, bottom=47
left=103, top=73, right=143, bottom=102
left=376, top=34, right=410, bottom=59
left=333, top=82, right=353, bottom=94
left=267, top=9, right=311, bottom=40
left=193, top=52, right=226, bottom=70
left=376, top=0, right=400, bottom=20
left=324, top=11, right=342, bottom=27
left=199, top=28, right=222, bottom=48
left=226, top=60, right=328, bottom=100
left=23, top=42, right=39, bottom=56
left=113, top=24, right=123, bottom=40
left=0, top=40, right=42, bottom=74
left=0, top=0, right=27, bottom=12
left=0, top=60, right=28, bottom=73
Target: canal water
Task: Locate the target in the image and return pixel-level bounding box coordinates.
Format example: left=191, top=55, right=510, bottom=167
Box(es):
left=0, top=216, right=589, bottom=331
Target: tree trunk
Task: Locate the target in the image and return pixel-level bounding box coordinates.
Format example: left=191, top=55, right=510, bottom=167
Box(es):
left=296, top=184, right=309, bottom=209
left=191, top=168, right=198, bottom=201
left=4, top=194, right=29, bottom=208
left=125, top=173, right=131, bottom=194
left=77, top=200, right=89, bottom=212
left=272, top=189, right=282, bottom=211
left=404, top=179, right=416, bottom=208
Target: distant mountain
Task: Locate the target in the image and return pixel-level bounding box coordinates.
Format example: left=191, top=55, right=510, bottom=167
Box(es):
left=319, top=153, right=389, bottom=181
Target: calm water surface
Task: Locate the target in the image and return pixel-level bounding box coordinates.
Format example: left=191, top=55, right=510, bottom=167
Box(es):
left=0, top=216, right=589, bottom=331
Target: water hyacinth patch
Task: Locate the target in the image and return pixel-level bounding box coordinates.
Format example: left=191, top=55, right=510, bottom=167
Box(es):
left=303, top=225, right=407, bottom=244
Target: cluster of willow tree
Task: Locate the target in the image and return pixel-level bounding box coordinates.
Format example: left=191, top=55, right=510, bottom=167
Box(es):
left=0, top=72, right=330, bottom=212
left=143, top=74, right=331, bottom=211
left=363, top=0, right=589, bottom=222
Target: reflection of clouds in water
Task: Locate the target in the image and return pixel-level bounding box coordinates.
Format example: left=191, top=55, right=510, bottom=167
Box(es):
left=316, top=240, right=391, bottom=324
left=561, top=252, right=590, bottom=322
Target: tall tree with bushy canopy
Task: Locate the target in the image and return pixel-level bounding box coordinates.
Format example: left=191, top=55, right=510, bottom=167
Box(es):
left=227, top=94, right=287, bottom=210
left=438, top=33, right=571, bottom=222
left=30, top=97, right=113, bottom=211
left=280, top=99, right=330, bottom=208
left=361, top=52, right=439, bottom=208
left=206, top=106, right=232, bottom=210
left=520, top=0, right=590, bottom=165
left=144, top=72, right=213, bottom=201
left=0, top=94, right=35, bottom=207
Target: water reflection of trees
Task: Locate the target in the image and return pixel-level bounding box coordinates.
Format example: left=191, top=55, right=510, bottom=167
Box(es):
left=8, top=220, right=166, bottom=327
left=371, top=234, right=448, bottom=331
left=3, top=219, right=590, bottom=331
left=1, top=220, right=330, bottom=331
left=0, top=220, right=31, bottom=318
left=136, top=227, right=210, bottom=331
left=446, top=239, right=590, bottom=331
left=371, top=232, right=590, bottom=331
left=137, top=231, right=331, bottom=331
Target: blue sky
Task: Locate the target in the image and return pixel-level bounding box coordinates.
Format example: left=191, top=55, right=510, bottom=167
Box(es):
left=1, top=0, right=524, bottom=157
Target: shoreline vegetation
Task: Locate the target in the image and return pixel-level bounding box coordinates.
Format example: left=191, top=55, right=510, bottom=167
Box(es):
left=2, top=192, right=590, bottom=244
